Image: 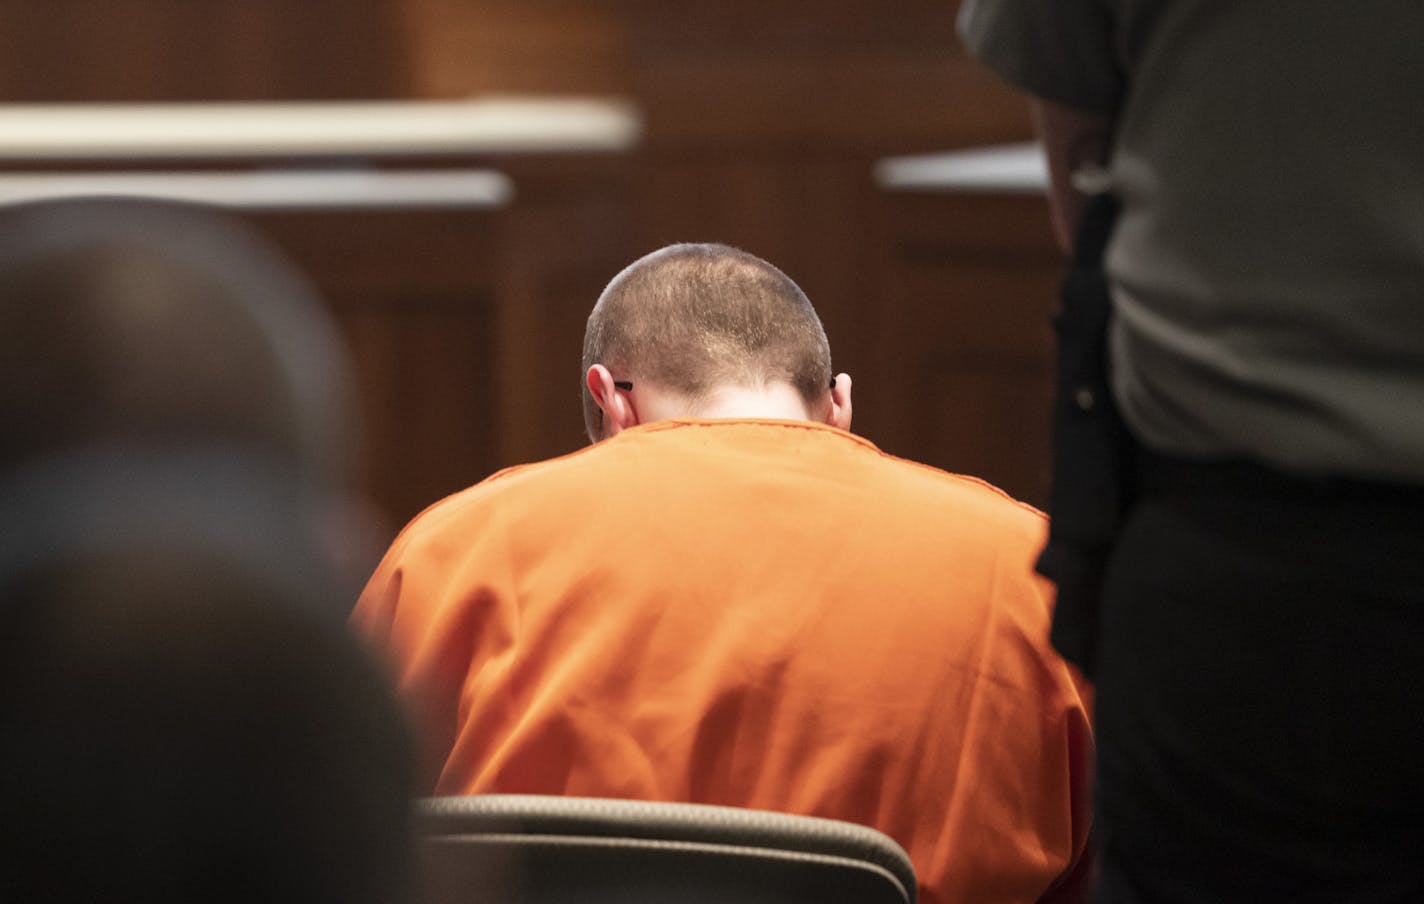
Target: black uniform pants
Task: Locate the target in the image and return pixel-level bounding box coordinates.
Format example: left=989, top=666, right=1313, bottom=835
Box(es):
left=1093, top=453, right=1424, bottom=903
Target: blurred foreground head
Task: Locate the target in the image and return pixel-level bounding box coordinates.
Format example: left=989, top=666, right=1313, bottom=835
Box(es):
left=0, top=195, right=380, bottom=593
left=0, top=197, right=352, bottom=487
left=0, top=509, right=414, bottom=904
left=0, top=198, right=412, bottom=901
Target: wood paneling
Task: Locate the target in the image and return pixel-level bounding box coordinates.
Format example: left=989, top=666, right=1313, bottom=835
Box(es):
left=0, top=0, right=411, bottom=100
left=401, top=0, right=1033, bottom=151
left=623, top=0, right=1030, bottom=153
left=488, top=155, right=637, bottom=465
left=402, top=0, right=629, bottom=96
left=873, top=192, right=1061, bottom=505
left=255, top=209, right=507, bottom=530
left=246, top=159, right=637, bottom=531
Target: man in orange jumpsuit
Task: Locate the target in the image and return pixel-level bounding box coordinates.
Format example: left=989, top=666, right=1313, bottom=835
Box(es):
left=354, top=243, right=1094, bottom=903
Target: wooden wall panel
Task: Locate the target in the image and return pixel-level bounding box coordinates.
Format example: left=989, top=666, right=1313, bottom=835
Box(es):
left=255, top=209, right=506, bottom=532
left=398, top=0, right=1034, bottom=152
left=246, top=162, right=634, bottom=535
left=873, top=192, right=1061, bottom=505
left=622, top=0, right=1031, bottom=154
left=337, top=292, right=499, bottom=529
left=490, top=155, right=638, bottom=465
left=0, top=0, right=412, bottom=100
left=401, top=0, right=629, bottom=96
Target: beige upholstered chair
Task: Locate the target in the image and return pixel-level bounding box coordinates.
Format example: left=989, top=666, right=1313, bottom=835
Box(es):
left=416, top=795, right=917, bottom=904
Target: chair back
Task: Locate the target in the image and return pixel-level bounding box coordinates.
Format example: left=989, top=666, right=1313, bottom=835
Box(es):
left=416, top=794, right=917, bottom=904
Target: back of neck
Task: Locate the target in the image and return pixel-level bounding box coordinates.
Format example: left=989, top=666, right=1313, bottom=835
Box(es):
left=690, top=383, right=813, bottom=421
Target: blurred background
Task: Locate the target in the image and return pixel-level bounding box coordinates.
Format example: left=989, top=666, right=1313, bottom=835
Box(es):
left=0, top=0, right=1060, bottom=537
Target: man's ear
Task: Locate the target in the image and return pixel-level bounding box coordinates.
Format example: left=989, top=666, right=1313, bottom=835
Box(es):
left=586, top=364, right=639, bottom=437
left=826, top=372, right=852, bottom=432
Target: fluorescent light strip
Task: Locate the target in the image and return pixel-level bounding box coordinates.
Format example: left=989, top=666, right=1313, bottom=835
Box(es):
left=0, top=97, right=642, bottom=160
left=875, top=143, right=1048, bottom=194
left=0, top=169, right=515, bottom=211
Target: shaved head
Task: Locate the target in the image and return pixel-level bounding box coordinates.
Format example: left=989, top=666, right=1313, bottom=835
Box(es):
left=581, top=244, right=832, bottom=442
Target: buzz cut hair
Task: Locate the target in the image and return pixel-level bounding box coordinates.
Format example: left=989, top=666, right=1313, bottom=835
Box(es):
left=581, top=243, right=832, bottom=442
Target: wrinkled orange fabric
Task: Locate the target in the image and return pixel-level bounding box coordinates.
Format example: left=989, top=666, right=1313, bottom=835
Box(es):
left=354, top=419, right=1094, bottom=904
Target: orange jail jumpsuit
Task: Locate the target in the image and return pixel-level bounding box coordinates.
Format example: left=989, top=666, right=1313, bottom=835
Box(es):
left=354, top=418, right=1094, bottom=904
